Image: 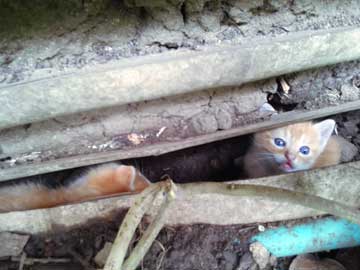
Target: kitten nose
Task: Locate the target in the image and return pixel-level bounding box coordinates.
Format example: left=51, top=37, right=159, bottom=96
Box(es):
left=285, top=151, right=295, bottom=161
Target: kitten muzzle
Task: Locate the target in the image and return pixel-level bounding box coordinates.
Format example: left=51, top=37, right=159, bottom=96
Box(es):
left=280, top=160, right=293, bottom=171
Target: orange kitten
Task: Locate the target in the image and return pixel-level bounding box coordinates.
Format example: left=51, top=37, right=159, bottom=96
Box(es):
left=243, top=119, right=341, bottom=178
left=0, top=163, right=151, bottom=213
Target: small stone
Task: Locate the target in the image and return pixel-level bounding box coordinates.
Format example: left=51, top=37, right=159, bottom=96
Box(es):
left=232, top=86, right=267, bottom=114
left=249, top=242, right=271, bottom=270
left=336, top=136, right=359, bottom=162
left=258, top=103, right=277, bottom=116
left=185, top=0, right=208, bottom=14
left=228, top=7, right=251, bottom=25
left=147, top=7, right=185, bottom=31
left=0, top=232, right=30, bottom=257
left=214, top=108, right=233, bottom=130
left=191, top=112, right=218, bottom=134
left=199, top=11, right=221, bottom=32
left=237, top=252, right=258, bottom=270
left=94, top=242, right=113, bottom=267
left=223, top=251, right=238, bottom=270
left=232, top=0, right=262, bottom=11
left=352, top=74, right=360, bottom=88
left=340, top=84, right=360, bottom=101
left=343, top=121, right=359, bottom=137
left=290, top=254, right=346, bottom=270
left=127, top=133, right=145, bottom=145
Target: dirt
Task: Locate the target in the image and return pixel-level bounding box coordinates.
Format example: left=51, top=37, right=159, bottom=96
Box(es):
left=1, top=215, right=359, bottom=270
left=334, top=110, right=360, bottom=161
left=275, top=61, right=360, bottom=110
left=0, top=215, right=255, bottom=269
left=124, top=135, right=252, bottom=183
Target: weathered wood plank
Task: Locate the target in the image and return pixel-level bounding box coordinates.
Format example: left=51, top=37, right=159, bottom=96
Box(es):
left=1, top=100, right=359, bottom=182
left=1, top=27, right=360, bottom=129
left=1, top=161, right=359, bottom=233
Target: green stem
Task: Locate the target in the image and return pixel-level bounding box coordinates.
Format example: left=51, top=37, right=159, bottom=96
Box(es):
left=122, top=181, right=176, bottom=270
left=180, top=182, right=360, bottom=224
left=103, top=184, right=160, bottom=270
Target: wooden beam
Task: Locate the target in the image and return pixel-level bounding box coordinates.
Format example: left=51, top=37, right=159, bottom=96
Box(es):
left=1, top=100, right=359, bottom=182
left=1, top=27, right=360, bottom=129
left=1, top=161, right=359, bottom=233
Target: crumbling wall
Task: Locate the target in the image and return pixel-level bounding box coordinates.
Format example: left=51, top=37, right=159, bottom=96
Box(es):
left=1, top=0, right=360, bottom=172
left=2, top=0, right=360, bottom=85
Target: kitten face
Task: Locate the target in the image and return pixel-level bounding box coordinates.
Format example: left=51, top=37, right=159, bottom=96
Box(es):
left=254, top=120, right=335, bottom=173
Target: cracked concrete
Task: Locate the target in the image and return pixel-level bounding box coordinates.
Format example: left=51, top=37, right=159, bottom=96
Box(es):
left=0, top=81, right=269, bottom=167
left=1, top=0, right=360, bottom=85
left=1, top=0, right=360, bottom=169
left=280, top=60, right=360, bottom=110
left=1, top=56, right=360, bottom=169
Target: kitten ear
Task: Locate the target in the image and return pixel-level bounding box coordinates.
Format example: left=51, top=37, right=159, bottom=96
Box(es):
left=314, top=119, right=336, bottom=150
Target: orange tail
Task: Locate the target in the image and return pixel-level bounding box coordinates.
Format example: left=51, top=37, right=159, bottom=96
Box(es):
left=0, top=163, right=151, bottom=213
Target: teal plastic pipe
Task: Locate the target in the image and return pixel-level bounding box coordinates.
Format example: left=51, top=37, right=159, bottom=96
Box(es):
left=252, top=217, right=360, bottom=257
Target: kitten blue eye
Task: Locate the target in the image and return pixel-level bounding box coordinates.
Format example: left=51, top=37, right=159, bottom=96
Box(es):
left=274, top=138, right=286, bottom=147
left=299, top=146, right=310, bottom=155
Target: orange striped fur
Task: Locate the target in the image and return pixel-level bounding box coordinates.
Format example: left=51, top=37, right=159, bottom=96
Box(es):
left=244, top=119, right=341, bottom=178
left=0, top=163, right=151, bottom=213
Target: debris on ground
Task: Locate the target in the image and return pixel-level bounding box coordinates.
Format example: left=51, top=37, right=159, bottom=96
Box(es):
left=289, top=254, right=346, bottom=270
left=249, top=242, right=275, bottom=270
left=236, top=252, right=258, bottom=270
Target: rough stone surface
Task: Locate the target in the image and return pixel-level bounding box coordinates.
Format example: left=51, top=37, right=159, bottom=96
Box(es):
left=237, top=252, right=258, bottom=270
left=0, top=232, right=30, bottom=257
left=0, top=83, right=267, bottom=167
left=191, top=112, right=219, bottom=134
left=340, top=84, right=360, bottom=101
left=214, top=107, right=233, bottom=130
left=3, top=27, right=360, bottom=131
left=285, top=61, right=360, bottom=110
left=334, top=110, right=360, bottom=161
left=336, top=136, right=359, bottom=162
left=249, top=242, right=271, bottom=270
left=1, top=0, right=360, bottom=87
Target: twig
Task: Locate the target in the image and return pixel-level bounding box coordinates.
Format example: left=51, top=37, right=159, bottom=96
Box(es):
left=18, top=252, right=26, bottom=270
left=11, top=256, right=71, bottom=265
left=179, top=183, right=360, bottom=224
left=103, top=184, right=161, bottom=270
left=122, top=181, right=176, bottom=270
left=68, top=248, right=94, bottom=270
left=154, top=240, right=168, bottom=270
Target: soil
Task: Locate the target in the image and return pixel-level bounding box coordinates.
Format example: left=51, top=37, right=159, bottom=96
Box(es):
left=1, top=215, right=359, bottom=270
